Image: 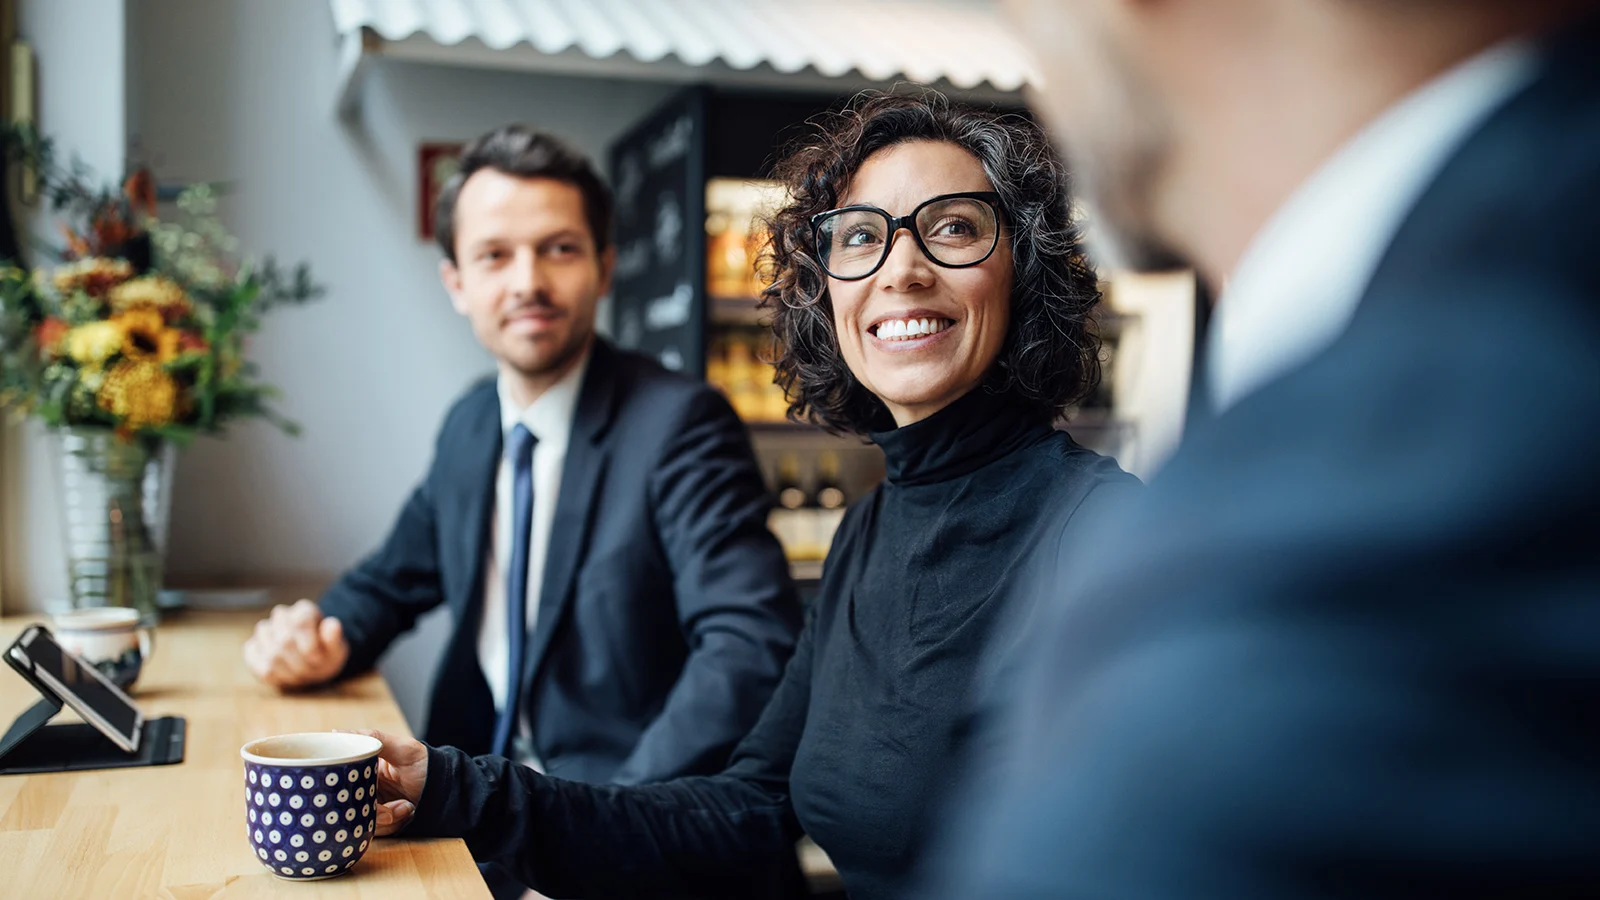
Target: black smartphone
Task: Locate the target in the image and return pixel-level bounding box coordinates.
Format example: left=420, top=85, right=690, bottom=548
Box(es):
left=5, top=625, right=144, bottom=753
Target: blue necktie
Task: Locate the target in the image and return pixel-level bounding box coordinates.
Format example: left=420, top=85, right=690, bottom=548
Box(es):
left=491, top=423, right=537, bottom=758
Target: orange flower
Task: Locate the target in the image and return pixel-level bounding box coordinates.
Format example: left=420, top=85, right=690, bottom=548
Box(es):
left=98, top=357, right=179, bottom=431
left=61, top=223, right=91, bottom=260
left=53, top=257, right=134, bottom=297
left=177, top=331, right=208, bottom=354
left=114, top=308, right=181, bottom=364
left=123, top=169, right=157, bottom=217
left=65, top=320, right=126, bottom=369
left=90, top=210, right=135, bottom=257
left=34, top=317, right=70, bottom=354
left=109, top=275, right=192, bottom=321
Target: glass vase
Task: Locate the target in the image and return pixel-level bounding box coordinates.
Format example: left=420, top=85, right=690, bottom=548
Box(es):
left=53, top=428, right=176, bottom=621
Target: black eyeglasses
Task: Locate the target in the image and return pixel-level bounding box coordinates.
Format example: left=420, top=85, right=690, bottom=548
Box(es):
left=810, top=191, right=1003, bottom=281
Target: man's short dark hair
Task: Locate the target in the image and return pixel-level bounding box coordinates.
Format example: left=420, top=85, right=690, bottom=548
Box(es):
left=434, top=126, right=614, bottom=263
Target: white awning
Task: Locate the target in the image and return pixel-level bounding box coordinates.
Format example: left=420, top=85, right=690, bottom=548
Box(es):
left=330, top=0, right=1035, bottom=119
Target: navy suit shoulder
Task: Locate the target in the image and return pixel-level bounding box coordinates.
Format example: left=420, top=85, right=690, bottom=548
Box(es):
left=939, top=22, right=1600, bottom=900
left=435, top=377, right=497, bottom=443
left=594, top=347, right=757, bottom=467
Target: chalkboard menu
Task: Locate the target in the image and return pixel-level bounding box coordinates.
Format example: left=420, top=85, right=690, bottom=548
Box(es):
left=608, top=88, right=709, bottom=377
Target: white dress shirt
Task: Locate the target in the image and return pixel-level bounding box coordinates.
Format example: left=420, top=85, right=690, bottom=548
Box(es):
left=1208, top=40, right=1540, bottom=412
left=477, top=348, right=591, bottom=769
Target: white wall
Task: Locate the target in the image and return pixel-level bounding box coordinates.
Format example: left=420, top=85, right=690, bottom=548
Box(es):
left=17, top=0, right=125, bottom=173
left=126, top=0, right=673, bottom=587
left=2, top=0, right=129, bottom=615
left=139, top=0, right=673, bottom=728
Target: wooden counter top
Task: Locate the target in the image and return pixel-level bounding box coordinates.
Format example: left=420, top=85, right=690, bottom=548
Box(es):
left=0, top=608, right=488, bottom=898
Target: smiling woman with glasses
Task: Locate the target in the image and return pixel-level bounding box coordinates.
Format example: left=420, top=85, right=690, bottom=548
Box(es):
left=360, top=91, right=1140, bottom=900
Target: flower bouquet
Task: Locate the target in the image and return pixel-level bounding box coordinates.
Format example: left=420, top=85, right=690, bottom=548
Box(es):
left=0, top=124, right=321, bottom=617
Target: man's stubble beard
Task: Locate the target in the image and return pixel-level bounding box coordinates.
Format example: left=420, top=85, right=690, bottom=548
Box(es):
left=508, top=317, right=595, bottom=382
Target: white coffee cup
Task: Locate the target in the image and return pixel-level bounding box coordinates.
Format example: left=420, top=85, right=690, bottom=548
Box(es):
left=50, top=607, right=155, bottom=691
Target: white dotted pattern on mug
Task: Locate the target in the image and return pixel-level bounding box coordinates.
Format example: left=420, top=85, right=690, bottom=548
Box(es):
left=246, top=762, right=377, bottom=879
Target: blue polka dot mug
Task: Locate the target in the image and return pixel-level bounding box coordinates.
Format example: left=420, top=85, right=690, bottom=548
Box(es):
left=240, top=732, right=382, bottom=881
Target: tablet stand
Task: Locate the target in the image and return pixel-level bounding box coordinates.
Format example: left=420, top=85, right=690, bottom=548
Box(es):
left=0, top=675, right=185, bottom=776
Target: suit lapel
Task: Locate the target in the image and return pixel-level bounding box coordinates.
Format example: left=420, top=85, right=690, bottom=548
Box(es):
left=521, top=340, right=622, bottom=690
left=449, top=385, right=502, bottom=632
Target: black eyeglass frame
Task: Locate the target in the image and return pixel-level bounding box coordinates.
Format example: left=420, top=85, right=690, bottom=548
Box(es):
left=809, top=191, right=1005, bottom=281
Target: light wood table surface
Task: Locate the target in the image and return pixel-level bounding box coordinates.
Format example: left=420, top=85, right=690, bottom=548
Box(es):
left=0, top=608, right=489, bottom=899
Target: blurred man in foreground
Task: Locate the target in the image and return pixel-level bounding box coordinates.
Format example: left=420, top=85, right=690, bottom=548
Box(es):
left=945, top=1, right=1600, bottom=896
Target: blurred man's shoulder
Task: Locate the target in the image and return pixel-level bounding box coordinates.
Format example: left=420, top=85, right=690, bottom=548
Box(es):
left=440, top=375, right=499, bottom=425
left=604, top=343, right=730, bottom=421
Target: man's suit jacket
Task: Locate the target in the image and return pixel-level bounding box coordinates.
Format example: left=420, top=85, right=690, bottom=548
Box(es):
left=320, top=339, right=802, bottom=786
left=941, top=20, right=1600, bottom=899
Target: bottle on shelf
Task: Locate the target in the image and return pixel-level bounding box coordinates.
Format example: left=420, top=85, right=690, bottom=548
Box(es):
left=812, top=451, right=848, bottom=559
left=746, top=229, right=774, bottom=298
left=815, top=451, right=846, bottom=510
left=704, top=332, right=729, bottom=397
left=756, top=332, right=788, bottom=423
left=724, top=333, right=763, bottom=422
left=775, top=452, right=807, bottom=512
left=768, top=453, right=807, bottom=561
left=761, top=382, right=789, bottom=423
left=706, top=210, right=751, bottom=299
left=790, top=481, right=826, bottom=564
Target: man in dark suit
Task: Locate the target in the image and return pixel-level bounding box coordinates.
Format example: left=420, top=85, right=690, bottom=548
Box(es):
left=941, top=1, right=1600, bottom=896
left=243, top=126, right=800, bottom=796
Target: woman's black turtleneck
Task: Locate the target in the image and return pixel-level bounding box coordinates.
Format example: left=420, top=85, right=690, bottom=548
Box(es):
left=407, top=388, right=1138, bottom=900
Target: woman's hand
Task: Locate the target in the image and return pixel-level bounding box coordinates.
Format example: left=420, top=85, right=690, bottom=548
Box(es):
left=358, top=729, right=429, bottom=836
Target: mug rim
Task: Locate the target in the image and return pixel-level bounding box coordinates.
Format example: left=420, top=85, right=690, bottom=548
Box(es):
left=51, top=607, right=142, bottom=630
left=241, top=732, right=383, bottom=767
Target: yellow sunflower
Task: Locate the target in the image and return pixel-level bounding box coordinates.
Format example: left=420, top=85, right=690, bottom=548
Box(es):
left=65, top=320, right=128, bottom=369
left=97, top=357, right=180, bottom=430
left=109, top=275, right=192, bottom=320
left=114, top=309, right=182, bottom=364
left=52, top=258, right=134, bottom=297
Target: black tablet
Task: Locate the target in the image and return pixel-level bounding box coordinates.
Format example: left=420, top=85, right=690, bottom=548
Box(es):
left=5, top=625, right=143, bottom=754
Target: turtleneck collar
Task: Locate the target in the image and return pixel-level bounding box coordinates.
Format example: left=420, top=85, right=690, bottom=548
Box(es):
left=869, top=387, right=1054, bottom=487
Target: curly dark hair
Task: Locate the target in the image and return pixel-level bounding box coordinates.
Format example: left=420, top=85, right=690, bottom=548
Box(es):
left=762, top=90, right=1102, bottom=434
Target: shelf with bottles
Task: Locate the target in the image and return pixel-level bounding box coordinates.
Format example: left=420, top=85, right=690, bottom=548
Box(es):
left=765, top=448, right=874, bottom=573
left=1053, top=300, right=1142, bottom=460
left=789, top=559, right=825, bottom=583
left=704, top=177, right=792, bottom=426
left=706, top=176, right=785, bottom=305
left=704, top=174, right=887, bottom=562
left=706, top=325, right=791, bottom=424
left=709, top=294, right=769, bottom=326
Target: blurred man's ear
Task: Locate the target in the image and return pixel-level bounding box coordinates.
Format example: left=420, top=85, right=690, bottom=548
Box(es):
left=597, top=244, right=617, bottom=298
left=440, top=258, right=468, bottom=315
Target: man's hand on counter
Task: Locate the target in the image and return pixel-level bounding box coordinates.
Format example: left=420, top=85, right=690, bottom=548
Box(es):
left=243, top=598, right=350, bottom=688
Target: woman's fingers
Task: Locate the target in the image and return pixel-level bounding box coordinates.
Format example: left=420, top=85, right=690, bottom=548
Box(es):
left=362, top=728, right=427, bottom=767
left=375, top=757, right=408, bottom=802
left=374, top=798, right=416, bottom=837
left=356, top=729, right=428, bottom=806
